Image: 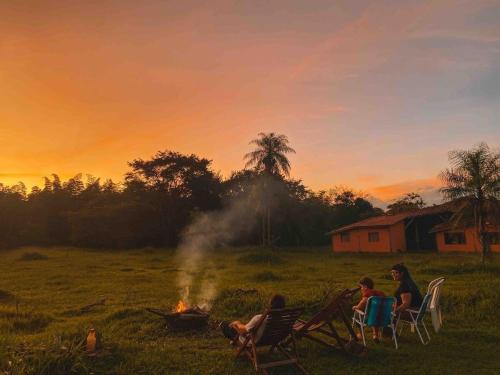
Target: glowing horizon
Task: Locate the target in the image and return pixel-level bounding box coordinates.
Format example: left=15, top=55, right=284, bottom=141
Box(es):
left=1, top=1, right=499, bottom=206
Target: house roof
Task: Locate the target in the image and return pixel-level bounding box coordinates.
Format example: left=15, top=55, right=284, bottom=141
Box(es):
left=328, top=203, right=454, bottom=235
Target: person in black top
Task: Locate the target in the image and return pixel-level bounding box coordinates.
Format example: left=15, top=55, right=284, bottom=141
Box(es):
left=391, top=263, right=423, bottom=313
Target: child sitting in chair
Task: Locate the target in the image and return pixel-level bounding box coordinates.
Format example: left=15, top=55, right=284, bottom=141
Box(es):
left=352, top=277, right=385, bottom=342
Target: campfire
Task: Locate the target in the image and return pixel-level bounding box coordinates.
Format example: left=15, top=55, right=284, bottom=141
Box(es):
left=147, top=300, right=209, bottom=331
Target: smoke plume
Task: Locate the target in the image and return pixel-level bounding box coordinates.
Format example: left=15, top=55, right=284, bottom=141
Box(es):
left=175, top=178, right=270, bottom=309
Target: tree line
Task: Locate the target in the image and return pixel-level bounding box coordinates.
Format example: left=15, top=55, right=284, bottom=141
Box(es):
left=0, top=151, right=382, bottom=249
left=1, top=134, right=497, bottom=254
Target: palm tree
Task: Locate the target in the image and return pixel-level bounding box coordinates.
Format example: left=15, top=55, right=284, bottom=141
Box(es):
left=244, top=132, right=296, bottom=246
left=439, top=143, right=499, bottom=263
left=244, top=132, right=295, bottom=177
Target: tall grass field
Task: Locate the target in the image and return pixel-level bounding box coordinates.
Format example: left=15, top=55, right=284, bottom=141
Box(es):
left=0, top=247, right=498, bottom=374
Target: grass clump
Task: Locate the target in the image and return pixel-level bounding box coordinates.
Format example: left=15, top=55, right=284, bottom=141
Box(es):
left=251, top=271, right=283, bottom=282
left=1, top=335, right=88, bottom=375
left=0, top=289, right=15, bottom=302
left=419, top=263, right=500, bottom=276
left=18, top=252, right=48, bottom=261
left=211, top=288, right=264, bottom=319
left=237, top=252, right=285, bottom=266
left=0, top=310, right=53, bottom=333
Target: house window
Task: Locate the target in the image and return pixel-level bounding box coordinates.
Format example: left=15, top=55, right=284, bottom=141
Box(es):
left=485, top=232, right=499, bottom=245
left=340, top=232, right=350, bottom=243
left=444, top=232, right=466, bottom=245
left=368, top=232, right=379, bottom=242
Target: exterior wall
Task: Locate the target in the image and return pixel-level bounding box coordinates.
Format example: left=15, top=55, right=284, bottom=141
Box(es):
left=437, top=228, right=500, bottom=253
left=332, top=227, right=394, bottom=252
left=389, top=221, right=407, bottom=252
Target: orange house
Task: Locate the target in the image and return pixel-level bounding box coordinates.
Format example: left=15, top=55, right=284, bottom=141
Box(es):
left=330, top=214, right=408, bottom=253
left=329, top=205, right=454, bottom=253
left=431, top=223, right=500, bottom=253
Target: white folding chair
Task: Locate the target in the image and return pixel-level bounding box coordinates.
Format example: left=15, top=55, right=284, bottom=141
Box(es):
left=427, top=277, right=445, bottom=332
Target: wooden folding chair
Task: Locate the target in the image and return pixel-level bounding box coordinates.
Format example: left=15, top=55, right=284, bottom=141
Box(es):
left=234, top=307, right=307, bottom=375
left=293, top=287, right=366, bottom=355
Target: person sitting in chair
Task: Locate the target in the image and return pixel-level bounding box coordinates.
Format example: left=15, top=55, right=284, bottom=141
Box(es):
left=391, top=263, right=423, bottom=314
left=219, top=294, right=286, bottom=344
left=352, top=277, right=385, bottom=342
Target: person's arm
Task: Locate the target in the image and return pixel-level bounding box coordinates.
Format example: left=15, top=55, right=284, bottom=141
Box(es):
left=396, top=293, right=412, bottom=312
left=352, top=297, right=368, bottom=311
left=229, top=321, right=248, bottom=334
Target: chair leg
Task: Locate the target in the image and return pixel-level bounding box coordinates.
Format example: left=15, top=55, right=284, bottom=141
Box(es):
left=251, top=342, right=259, bottom=371
left=398, top=320, right=405, bottom=336
left=415, top=324, right=426, bottom=345
left=391, top=323, right=398, bottom=349
left=360, top=322, right=366, bottom=347
left=291, top=335, right=299, bottom=359
left=277, top=343, right=309, bottom=375
left=422, top=320, right=431, bottom=344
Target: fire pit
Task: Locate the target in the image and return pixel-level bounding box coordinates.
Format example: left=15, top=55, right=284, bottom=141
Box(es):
left=146, top=301, right=209, bottom=331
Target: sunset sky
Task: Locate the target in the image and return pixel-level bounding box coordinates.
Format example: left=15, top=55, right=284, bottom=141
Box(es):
left=1, top=0, right=499, bottom=206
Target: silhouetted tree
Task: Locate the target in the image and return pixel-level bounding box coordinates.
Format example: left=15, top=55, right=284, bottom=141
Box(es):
left=244, top=132, right=296, bottom=246
left=0, top=183, right=27, bottom=248
left=439, top=143, right=499, bottom=263
left=386, top=192, right=426, bottom=214
left=0, top=149, right=385, bottom=249
left=125, top=151, right=223, bottom=246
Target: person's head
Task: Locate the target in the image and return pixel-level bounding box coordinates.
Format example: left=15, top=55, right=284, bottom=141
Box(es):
left=390, top=263, right=409, bottom=282
left=358, top=277, right=374, bottom=292
left=269, top=294, right=286, bottom=309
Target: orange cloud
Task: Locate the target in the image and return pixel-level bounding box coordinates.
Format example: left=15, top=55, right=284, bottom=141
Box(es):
left=368, top=177, right=442, bottom=202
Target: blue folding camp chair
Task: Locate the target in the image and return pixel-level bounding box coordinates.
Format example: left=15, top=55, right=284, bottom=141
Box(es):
left=352, top=296, right=398, bottom=349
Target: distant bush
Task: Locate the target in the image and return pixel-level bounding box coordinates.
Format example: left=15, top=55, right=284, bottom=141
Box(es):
left=237, top=252, right=285, bottom=266
left=18, top=252, right=48, bottom=261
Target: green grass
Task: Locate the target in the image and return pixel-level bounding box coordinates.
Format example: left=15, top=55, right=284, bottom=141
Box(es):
left=0, top=246, right=498, bottom=374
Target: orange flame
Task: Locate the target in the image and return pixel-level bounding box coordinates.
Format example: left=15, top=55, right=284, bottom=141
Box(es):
left=175, top=300, right=188, bottom=313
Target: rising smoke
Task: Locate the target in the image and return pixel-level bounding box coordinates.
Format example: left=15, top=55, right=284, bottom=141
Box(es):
left=175, top=177, right=274, bottom=309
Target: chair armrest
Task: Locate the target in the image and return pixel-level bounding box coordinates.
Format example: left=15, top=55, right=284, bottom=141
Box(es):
left=354, top=309, right=365, bottom=315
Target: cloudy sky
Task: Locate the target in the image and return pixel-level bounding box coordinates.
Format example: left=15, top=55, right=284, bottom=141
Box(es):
left=1, top=0, right=499, bottom=206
